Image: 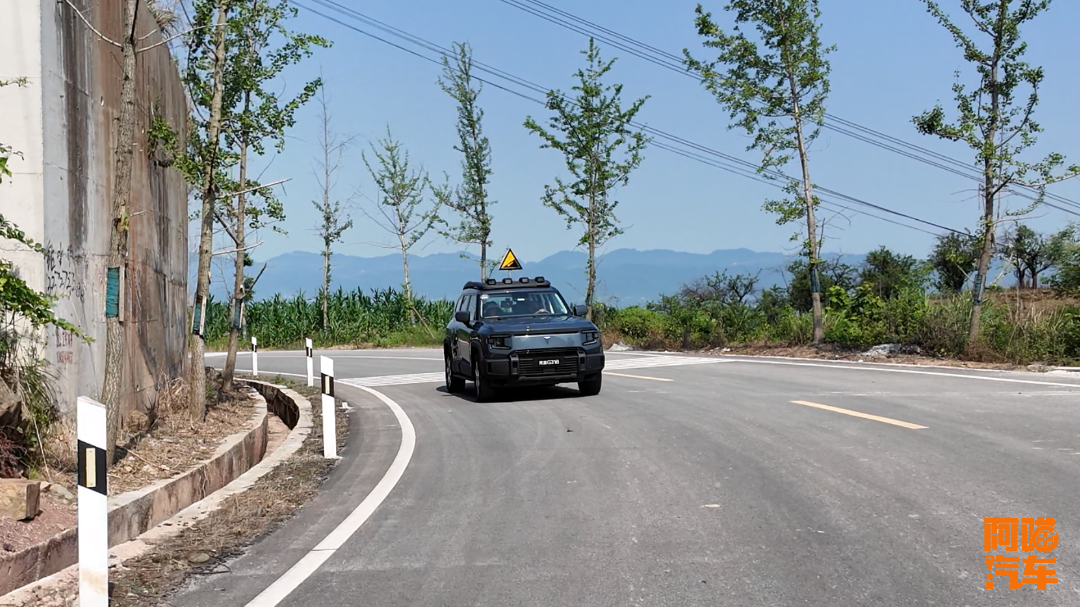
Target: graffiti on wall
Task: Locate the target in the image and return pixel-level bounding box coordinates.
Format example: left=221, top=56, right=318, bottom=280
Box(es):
left=54, top=326, right=75, bottom=365
left=43, top=242, right=88, bottom=302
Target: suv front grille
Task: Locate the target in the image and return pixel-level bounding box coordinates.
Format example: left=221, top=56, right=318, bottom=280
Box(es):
left=517, top=348, right=580, bottom=376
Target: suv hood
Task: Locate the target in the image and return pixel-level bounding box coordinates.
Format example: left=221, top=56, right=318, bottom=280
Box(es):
left=477, top=315, right=597, bottom=334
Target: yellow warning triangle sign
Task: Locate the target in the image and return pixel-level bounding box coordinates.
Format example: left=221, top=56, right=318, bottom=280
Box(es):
left=498, top=248, right=523, bottom=271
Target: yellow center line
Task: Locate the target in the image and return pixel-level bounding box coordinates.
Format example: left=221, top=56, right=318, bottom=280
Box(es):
left=605, top=371, right=674, bottom=382
left=790, top=400, right=928, bottom=430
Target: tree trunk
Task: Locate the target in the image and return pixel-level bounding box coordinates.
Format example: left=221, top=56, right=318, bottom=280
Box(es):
left=100, top=0, right=139, bottom=464
left=321, top=250, right=330, bottom=328
left=480, top=241, right=487, bottom=280
left=967, top=187, right=995, bottom=351
left=585, top=209, right=596, bottom=322
left=401, top=238, right=415, bottom=324
left=187, top=1, right=229, bottom=418
left=788, top=84, right=824, bottom=345
left=967, top=47, right=1002, bottom=354
left=222, top=132, right=249, bottom=393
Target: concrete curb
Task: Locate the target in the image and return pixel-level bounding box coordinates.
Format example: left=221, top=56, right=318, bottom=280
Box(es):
left=0, top=382, right=313, bottom=606
left=0, top=388, right=270, bottom=598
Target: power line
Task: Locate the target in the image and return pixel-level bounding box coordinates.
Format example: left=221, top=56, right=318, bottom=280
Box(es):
left=295, top=0, right=971, bottom=238
left=497, top=0, right=1080, bottom=214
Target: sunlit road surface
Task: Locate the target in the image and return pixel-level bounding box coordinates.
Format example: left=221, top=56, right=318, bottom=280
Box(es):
left=176, top=348, right=1080, bottom=606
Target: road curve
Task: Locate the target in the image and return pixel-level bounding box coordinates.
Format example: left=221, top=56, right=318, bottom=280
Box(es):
left=176, top=348, right=1080, bottom=606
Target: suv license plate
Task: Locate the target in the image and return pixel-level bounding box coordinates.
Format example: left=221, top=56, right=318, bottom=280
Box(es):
left=539, top=359, right=560, bottom=366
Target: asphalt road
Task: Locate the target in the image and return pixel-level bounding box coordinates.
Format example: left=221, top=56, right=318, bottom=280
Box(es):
left=172, top=348, right=1080, bottom=606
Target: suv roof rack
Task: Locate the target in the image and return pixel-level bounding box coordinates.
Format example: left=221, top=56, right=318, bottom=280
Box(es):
left=463, top=276, right=550, bottom=290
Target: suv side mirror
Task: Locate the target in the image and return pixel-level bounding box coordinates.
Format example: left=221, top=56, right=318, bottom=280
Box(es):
left=454, top=310, right=471, bottom=324
left=573, top=304, right=587, bottom=317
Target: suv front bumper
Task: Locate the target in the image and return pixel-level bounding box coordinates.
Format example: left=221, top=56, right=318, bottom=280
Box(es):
left=483, top=347, right=605, bottom=385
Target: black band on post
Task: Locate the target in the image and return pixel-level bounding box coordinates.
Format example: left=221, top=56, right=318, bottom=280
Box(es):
left=77, top=439, right=108, bottom=496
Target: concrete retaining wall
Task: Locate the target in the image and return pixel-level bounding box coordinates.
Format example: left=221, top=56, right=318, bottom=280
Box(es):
left=0, top=0, right=189, bottom=418
left=247, top=380, right=301, bottom=429
left=0, top=392, right=268, bottom=596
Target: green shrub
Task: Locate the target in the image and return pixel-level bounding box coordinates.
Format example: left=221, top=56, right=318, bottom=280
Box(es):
left=608, top=306, right=666, bottom=341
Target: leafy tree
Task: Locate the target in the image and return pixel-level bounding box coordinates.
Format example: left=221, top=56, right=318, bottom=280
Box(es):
left=913, top=0, right=1078, bottom=351
left=681, top=271, right=760, bottom=307
left=435, top=42, right=496, bottom=279
left=859, top=246, right=924, bottom=300
left=684, top=0, right=834, bottom=344
left=218, top=0, right=326, bottom=391
left=311, top=82, right=355, bottom=330
left=786, top=257, right=855, bottom=312
left=755, top=285, right=790, bottom=325
left=362, top=128, right=441, bottom=313
left=1003, top=224, right=1069, bottom=289
left=929, top=232, right=981, bottom=293
left=524, top=39, right=649, bottom=321
left=1049, top=223, right=1080, bottom=296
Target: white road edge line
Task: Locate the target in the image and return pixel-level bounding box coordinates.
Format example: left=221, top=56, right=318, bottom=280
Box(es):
left=244, top=384, right=416, bottom=607
left=727, top=359, right=1080, bottom=389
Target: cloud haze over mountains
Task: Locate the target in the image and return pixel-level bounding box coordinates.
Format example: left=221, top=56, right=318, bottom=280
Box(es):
left=196, top=248, right=871, bottom=305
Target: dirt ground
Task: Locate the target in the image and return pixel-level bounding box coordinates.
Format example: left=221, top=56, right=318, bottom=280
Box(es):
left=0, top=489, right=76, bottom=555
left=0, top=376, right=257, bottom=559
left=108, top=376, right=350, bottom=606
left=110, top=386, right=256, bottom=496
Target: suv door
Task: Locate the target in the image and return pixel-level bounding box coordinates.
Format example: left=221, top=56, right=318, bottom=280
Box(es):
left=455, top=294, right=477, bottom=374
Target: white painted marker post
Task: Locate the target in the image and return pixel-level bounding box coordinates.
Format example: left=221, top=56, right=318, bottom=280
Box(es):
left=252, top=336, right=258, bottom=376
left=306, top=338, right=314, bottom=387
left=320, top=356, right=338, bottom=459
left=77, top=396, right=108, bottom=607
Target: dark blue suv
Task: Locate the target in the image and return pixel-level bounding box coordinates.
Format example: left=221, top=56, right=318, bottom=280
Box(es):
left=444, top=277, right=605, bottom=401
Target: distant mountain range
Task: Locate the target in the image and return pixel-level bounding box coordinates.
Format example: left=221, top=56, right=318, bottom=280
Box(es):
left=194, top=248, right=870, bottom=306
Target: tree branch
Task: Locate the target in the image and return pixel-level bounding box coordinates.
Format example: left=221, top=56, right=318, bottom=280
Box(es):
left=211, top=241, right=263, bottom=257
left=60, top=0, right=122, bottom=48
left=213, top=210, right=240, bottom=245
left=219, top=178, right=291, bottom=199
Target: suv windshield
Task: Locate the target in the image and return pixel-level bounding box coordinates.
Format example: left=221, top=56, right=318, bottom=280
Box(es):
left=479, top=290, right=569, bottom=319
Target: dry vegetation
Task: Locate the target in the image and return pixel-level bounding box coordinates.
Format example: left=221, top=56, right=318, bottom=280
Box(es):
left=110, top=376, right=255, bottom=495
left=108, top=376, right=349, bottom=606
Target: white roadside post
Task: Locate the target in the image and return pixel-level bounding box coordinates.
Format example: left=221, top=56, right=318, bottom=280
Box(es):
left=306, top=338, right=314, bottom=387
left=251, top=336, right=258, bottom=376
left=320, top=356, right=338, bottom=459
left=77, top=396, right=109, bottom=607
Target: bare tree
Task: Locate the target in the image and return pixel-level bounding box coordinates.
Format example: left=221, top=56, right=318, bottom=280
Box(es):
left=361, top=128, right=441, bottom=311
left=311, top=80, right=355, bottom=329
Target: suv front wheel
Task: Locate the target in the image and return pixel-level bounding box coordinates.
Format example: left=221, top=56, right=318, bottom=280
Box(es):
left=473, top=358, right=497, bottom=402
left=578, top=373, right=602, bottom=396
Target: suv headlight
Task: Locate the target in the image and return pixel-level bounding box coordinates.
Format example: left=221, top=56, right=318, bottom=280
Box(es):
left=582, top=330, right=599, bottom=345
left=487, top=335, right=510, bottom=349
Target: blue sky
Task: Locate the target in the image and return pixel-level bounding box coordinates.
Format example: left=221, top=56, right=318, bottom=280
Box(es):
left=228, top=0, right=1080, bottom=266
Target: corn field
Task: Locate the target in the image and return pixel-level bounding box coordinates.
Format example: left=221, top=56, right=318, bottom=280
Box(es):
left=203, top=287, right=455, bottom=349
